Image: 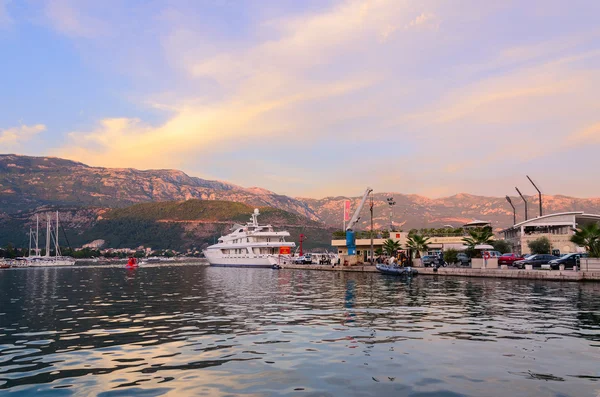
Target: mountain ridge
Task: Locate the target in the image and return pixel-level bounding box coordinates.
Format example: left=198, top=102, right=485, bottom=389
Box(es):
left=2, top=154, right=600, bottom=231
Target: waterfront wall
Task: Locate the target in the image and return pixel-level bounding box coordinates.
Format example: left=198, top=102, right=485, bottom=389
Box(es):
left=418, top=267, right=600, bottom=281
left=279, top=263, right=600, bottom=281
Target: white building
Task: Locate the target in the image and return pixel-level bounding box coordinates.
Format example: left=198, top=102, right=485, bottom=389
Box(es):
left=501, top=212, right=600, bottom=255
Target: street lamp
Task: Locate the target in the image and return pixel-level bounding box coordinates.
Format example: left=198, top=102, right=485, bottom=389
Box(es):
left=515, top=187, right=528, bottom=221
left=526, top=175, right=543, bottom=217
left=505, top=195, right=516, bottom=225
left=387, top=197, right=396, bottom=232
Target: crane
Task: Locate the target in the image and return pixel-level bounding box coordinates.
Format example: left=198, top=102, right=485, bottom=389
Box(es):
left=345, top=187, right=373, bottom=255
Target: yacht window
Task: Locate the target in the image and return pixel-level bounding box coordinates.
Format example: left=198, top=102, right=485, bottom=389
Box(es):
left=239, top=229, right=243, bottom=232
left=247, top=238, right=249, bottom=243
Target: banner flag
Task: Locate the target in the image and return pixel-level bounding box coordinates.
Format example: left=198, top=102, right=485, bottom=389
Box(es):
left=344, top=200, right=351, bottom=221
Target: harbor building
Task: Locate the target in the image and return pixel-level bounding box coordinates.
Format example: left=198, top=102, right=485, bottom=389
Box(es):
left=332, top=220, right=496, bottom=261
left=501, top=212, right=600, bottom=255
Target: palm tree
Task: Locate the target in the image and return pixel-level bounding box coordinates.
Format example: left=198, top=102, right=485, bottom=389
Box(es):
left=406, top=234, right=430, bottom=258
left=462, top=227, right=494, bottom=250
left=382, top=239, right=401, bottom=256
left=571, top=223, right=600, bottom=257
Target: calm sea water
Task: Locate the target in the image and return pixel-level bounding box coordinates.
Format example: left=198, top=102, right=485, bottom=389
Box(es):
left=0, top=264, right=599, bottom=396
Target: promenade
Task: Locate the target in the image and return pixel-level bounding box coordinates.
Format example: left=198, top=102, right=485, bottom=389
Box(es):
left=280, top=263, right=600, bottom=281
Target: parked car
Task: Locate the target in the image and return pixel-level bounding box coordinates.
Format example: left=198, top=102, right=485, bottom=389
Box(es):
left=513, top=254, right=559, bottom=269
left=548, top=253, right=588, bottom=270
left=293, top=254, right=313, bottom=264
left=498, top=253, right=524, bottom=266
left=484, top=250, right=503, bottom=258
left=456, top=253, right=471, bottom=266
left=421, top=255, right=436, bottom=267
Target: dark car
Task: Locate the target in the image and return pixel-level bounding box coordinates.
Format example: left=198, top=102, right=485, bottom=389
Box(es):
left=498, top=253, right=524, bottom=266
left=421, top=255, right=436, bottom=267
left=456, top=253, right=471, bottom=266
left=548, top=253, right=588, bottom=270
left=513, top=254, right=559, bottom=269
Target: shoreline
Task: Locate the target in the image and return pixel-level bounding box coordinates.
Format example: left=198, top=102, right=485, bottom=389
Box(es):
left=279, top=263, right=600, bottom=281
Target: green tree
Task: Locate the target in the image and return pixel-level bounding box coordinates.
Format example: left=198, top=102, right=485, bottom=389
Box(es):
left=382, top=239, right=401, bottom=256
left=4, top=244, right=16, bottom=259
left=443, top=248, right=459, bottom=264
left=528, top=237, right=551, bottom=254
left=374, top=247, right=384, bottom=256
left=570, top=223, right=600, bottom=257
left=332, top=230, right=346, bottom=239
left=462, top=227, right=494, bottom=250
left=492, top=239, right=512, bottom=254
left=406, top=234, right=430, bottom=258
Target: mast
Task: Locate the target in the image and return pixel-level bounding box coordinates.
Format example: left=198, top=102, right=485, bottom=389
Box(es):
left=29, top=226, right=32, bottom=257
left=36, top=215, right=39, bottom=256
left=35, top=214, right=40, bottom=256
left=45, top=214, right=51, bottom=257
left=56, top=211, right=61, bottom=256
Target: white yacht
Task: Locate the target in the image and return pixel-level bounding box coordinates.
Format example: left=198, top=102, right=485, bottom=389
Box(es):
left=203, top=209, right=295, bottom=267
left=26, top=212, right=75, bottom=267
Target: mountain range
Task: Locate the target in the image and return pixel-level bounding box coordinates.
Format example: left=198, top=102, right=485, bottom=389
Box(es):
left=2, top=154, right=600, bottom=249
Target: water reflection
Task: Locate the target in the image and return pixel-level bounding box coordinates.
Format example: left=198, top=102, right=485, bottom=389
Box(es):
left=0, top=265, right=599, bottom=396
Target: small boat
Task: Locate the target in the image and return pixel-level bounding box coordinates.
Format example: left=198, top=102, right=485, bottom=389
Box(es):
left=376, top=263, right=418, bottom=276
left=126, top=257, right=140, bottom=268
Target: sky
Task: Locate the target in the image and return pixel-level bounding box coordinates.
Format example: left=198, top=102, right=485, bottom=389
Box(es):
left=1, top=0, right=600, bottom=199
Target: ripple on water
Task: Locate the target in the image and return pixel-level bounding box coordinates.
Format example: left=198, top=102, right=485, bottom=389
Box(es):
left=0, top=265, right=599, bottom=396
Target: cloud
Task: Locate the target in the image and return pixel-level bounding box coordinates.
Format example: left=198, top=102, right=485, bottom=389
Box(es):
left=43, top=0, right=109, bottom=38
left=55, top=76, right=370, bottom=169
left=567, top=122, right=600, bottom=145
left=0, top=124, right=46, bottom=147
left=54, top=0, right=423, bottom=168
left=405, top=12, right=437, bottom=29
left=31, top=0, right=600, bottom=197
left=0, top=0, right=12, bottom=28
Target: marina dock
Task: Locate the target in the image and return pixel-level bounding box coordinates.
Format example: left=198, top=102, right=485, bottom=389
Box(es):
left=279, top=263, right=600, bottom=281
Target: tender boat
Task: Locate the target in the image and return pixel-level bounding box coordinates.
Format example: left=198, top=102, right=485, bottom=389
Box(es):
left=376, top=263, right=418, bottom=276
left=203, top=209, right=295, bottom=268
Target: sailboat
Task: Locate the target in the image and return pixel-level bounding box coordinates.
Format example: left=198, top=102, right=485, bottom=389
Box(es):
left=26, top=212, right=76, bottom=267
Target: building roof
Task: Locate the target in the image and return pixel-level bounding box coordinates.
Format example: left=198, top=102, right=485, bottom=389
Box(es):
left=502, top=211, right=600, bottom=232
left=463, top=219, right=491, bottom=227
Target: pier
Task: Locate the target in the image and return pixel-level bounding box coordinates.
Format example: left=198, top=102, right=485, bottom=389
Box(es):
left=279, top=263, right=600, bottom=281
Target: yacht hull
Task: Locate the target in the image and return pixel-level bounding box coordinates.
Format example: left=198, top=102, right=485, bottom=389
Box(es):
left=27, top=259, right=76, bottom=267
left=204, top=251, right=275, bottom=268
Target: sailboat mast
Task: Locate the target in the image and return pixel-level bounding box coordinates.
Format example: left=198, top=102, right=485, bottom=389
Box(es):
left=29, top=227, right=32, bottom=257
left=36, top=214, right=39, bottom=256
left=45, top=214, right=51, bottom=257
left=55, top=211, right=62, bottom=257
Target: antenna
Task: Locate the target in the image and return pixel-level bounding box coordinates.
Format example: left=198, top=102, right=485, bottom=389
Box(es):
left=515, top=187, right=528, bottom=221
left=505, top=196, right=516, bottom=225
left=526, top=175, right=542, bottom=217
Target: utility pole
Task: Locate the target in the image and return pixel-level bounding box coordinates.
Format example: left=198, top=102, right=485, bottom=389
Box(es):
left=526, top=175, right=543, bottom=217
left=505, top=196, right=516, bottom=225
left=370, top=193, right=374, bottom=265
left=515, top=187, right=528, bottom=221
left=387, top=197, right=396, bottom=232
